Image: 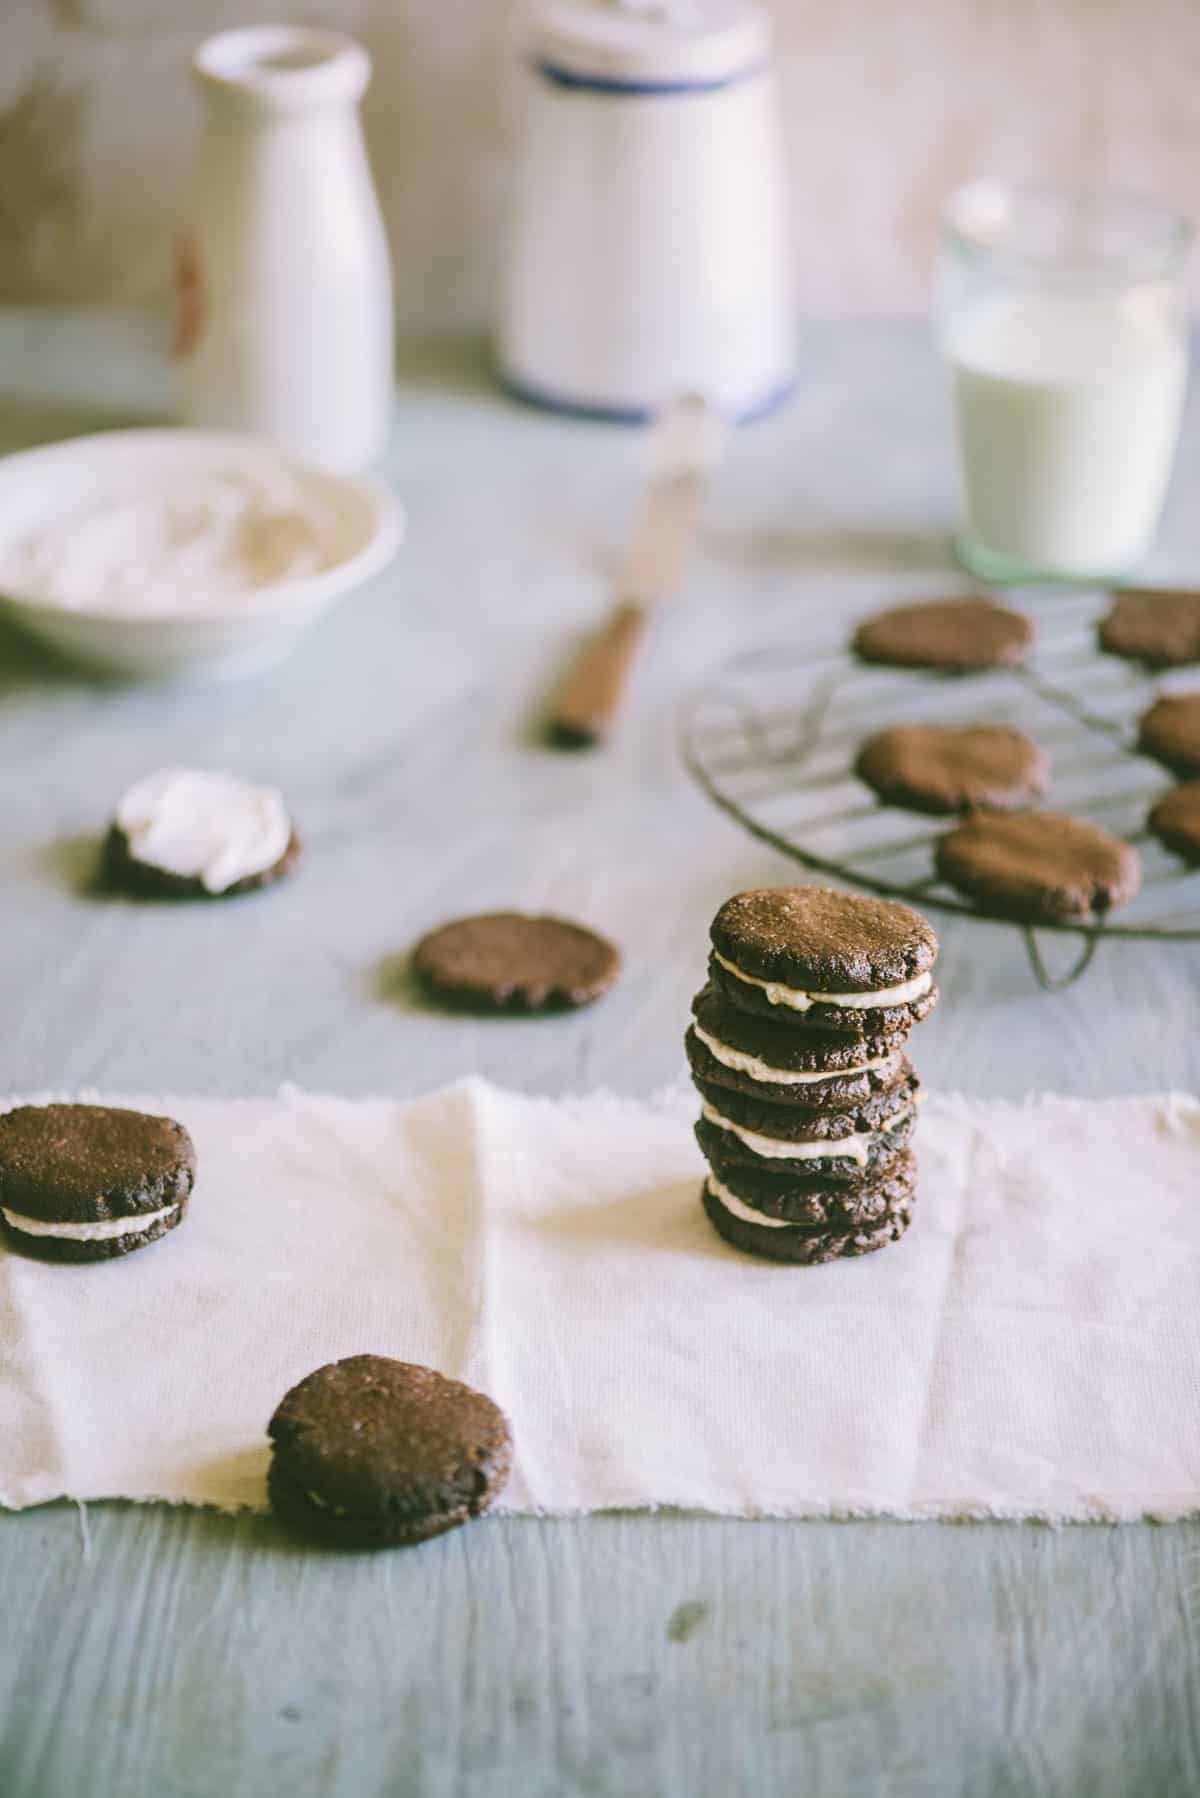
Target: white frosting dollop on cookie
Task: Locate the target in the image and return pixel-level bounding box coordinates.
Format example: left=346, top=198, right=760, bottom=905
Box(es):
left=116, top=767, right=290, bottom=894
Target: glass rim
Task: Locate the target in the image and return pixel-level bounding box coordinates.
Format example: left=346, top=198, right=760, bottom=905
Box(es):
left=941, top=177, right=1194, bottom=280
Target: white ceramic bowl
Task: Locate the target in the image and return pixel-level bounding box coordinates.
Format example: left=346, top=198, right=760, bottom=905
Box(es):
left=0, top=429, right=404, bottom=681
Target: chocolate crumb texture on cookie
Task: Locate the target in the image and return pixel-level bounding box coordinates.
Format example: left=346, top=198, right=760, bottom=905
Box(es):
left=701, top=1145, right=918, bottom=1228
left=1137, top=693, right=1200, bottom=776
left=852, top=597, right=1033, bottom=673
left=1148, top=782, right=1200, bottom=864
left=268, top=1355, right=512, bottom=1548
left=1099, top=590, right=1200, bottom=669
left=935, top=811, right=1142, bottom=922
left=413, top=911, right=620, bottom=1012
left=0, top=1102, right=195, bottom=1262
left=107, top=766, right=300, bottom=899
left=707, top=886, right=938, bottom=1035
left=855, top=724, right=1048, bottom=815
left=702, top=1180, right=915, bottom=1265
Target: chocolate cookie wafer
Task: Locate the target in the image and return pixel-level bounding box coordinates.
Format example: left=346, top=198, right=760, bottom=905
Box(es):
left=701, top=1145, right=917, bottom=1228
left=0, top=1102, right=195, bottom=1262
left=701, top=1180, right=915, bottom=1265
left=707, top=886, right=938, bottom=1036
left=694, top=1098, right=917, bottom=1185
left=687, top=985, right=909, bottom=1108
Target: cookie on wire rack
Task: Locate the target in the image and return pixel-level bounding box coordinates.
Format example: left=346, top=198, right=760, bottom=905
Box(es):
left=934, top=812, right=1142, bottom=923
left=855, top=723, right=1048, bottom=815
left=852, top=597, right=1033, bottom=673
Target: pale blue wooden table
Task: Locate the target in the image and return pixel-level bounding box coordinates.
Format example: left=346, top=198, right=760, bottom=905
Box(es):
left=1, top=313, right=1198, bottom=1798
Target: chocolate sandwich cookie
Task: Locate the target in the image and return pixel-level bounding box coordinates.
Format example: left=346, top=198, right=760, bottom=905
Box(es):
left=691, top=983, right=907, bottom=1094
left=1099, top=589, right=1200, bottom=669
left=413, top=911, right=620, bottom=1012
left=701, top=1145, right=917, bottom=1228
left=0, top=1102, right=195, bottom=1262
left=686, top=1021, right=908, bottom=1109
left=106, top=767, right=300, bottom=898
left=1137, top=694, right=1200, bottom=776
left=707, top=886, right=938, bottom=1036
left=692, top=1063, right=918, bottom=1135
left=268, top=1356, right=512, bottom=1549
left=694, top=1099, right=916, bottom=1185
left=706, top=955, right=938, bottom=1036
left=853, top=598, right=1033, bottom=673
left=934, top=811, right=1141, bottom=922
left=1148, top=782, right=1200, bottom=863
left=701, top=1179, right=914, bottom=1264
left=855, top=724, right=1048, bottom=815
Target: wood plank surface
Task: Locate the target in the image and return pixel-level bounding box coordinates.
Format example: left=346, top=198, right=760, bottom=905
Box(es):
left=1, top=314, right=1198, bottom=1797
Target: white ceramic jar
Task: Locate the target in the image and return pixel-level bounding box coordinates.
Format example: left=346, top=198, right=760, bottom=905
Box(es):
left=497, top=0, right=794, bottom=420
left=178, top=26, right=394, bottom=473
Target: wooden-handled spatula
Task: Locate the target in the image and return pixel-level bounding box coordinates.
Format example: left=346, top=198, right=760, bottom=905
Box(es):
left=547, top=393, right=725, bottom=748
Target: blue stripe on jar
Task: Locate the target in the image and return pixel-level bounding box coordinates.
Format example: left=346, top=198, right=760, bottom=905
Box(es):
left=531, top=56, right=767, bottom=96
left=497, top=368, right=795, bottom=427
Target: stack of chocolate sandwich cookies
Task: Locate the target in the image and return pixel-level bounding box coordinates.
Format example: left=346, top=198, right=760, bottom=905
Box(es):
left=687, top=887, right=939, bottom=1263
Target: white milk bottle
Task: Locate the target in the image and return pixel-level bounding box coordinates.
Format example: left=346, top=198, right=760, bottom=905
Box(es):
left=938, top=181, right=1191, bottom=583
left=178, top=27, right=394, bottom=473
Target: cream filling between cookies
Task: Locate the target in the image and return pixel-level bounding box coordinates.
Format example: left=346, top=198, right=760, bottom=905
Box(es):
left=700, top=1099, right=908, bottom=1166
left=1, top=1203, right=177, bottom=1241
left=712, top=950, right=933, bottom=1013
left=705, top=1174, right=793, bottom=1229
left=692, top=1022, right=896, bottom=1087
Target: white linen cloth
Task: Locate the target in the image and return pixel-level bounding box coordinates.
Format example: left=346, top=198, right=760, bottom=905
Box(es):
left=1, top=1082, right=1198, bottom=1521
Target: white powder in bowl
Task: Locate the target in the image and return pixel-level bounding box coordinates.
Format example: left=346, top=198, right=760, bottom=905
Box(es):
left=0, top=464, right=339, bottom=614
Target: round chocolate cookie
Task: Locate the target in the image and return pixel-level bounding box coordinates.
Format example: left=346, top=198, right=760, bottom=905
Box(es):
left=0, top=1102, right=195, bottom=1262
left=706, top=955, right=939, bottom=1036
left=691, top=983, right=906, bottom=1081
left=707, top=886, right=938, bottom=1035
left=268, top=1356, right=513, bottom=1548
left=1136, top=694, right=1200, bottom=776
left=1099, top=589, right=1200, bottom=669
left=413, top=912, right=620, bottom=1012
left=703, top=1146, right=917, bottom=1229
left=694, top=1105, right=916, bottom=1185
left=702, top=1180, right=914, bottom=1265
left=935, top=812, right=1141, bottom=922
left=686, top=1022, right=907, bottom=1109
left=692, top=1065, right=918, bottom=1140
left=106, top=767, right=301, bottom=899
left=853, top=598, right=1032, bottom=673
left=855, top=724, right=1048, bottom=815
left=1147, top=781, right=1200, bottom=864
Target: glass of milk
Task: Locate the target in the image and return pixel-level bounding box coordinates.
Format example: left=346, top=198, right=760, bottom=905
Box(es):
left=939, top=179, right=1192, bottom=583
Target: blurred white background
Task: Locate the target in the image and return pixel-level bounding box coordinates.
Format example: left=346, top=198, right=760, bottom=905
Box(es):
left=4, top=0, right=1199, bottom=322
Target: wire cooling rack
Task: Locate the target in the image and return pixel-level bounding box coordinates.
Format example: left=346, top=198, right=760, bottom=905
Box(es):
left=680, top=588, right=1200, bottom=989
